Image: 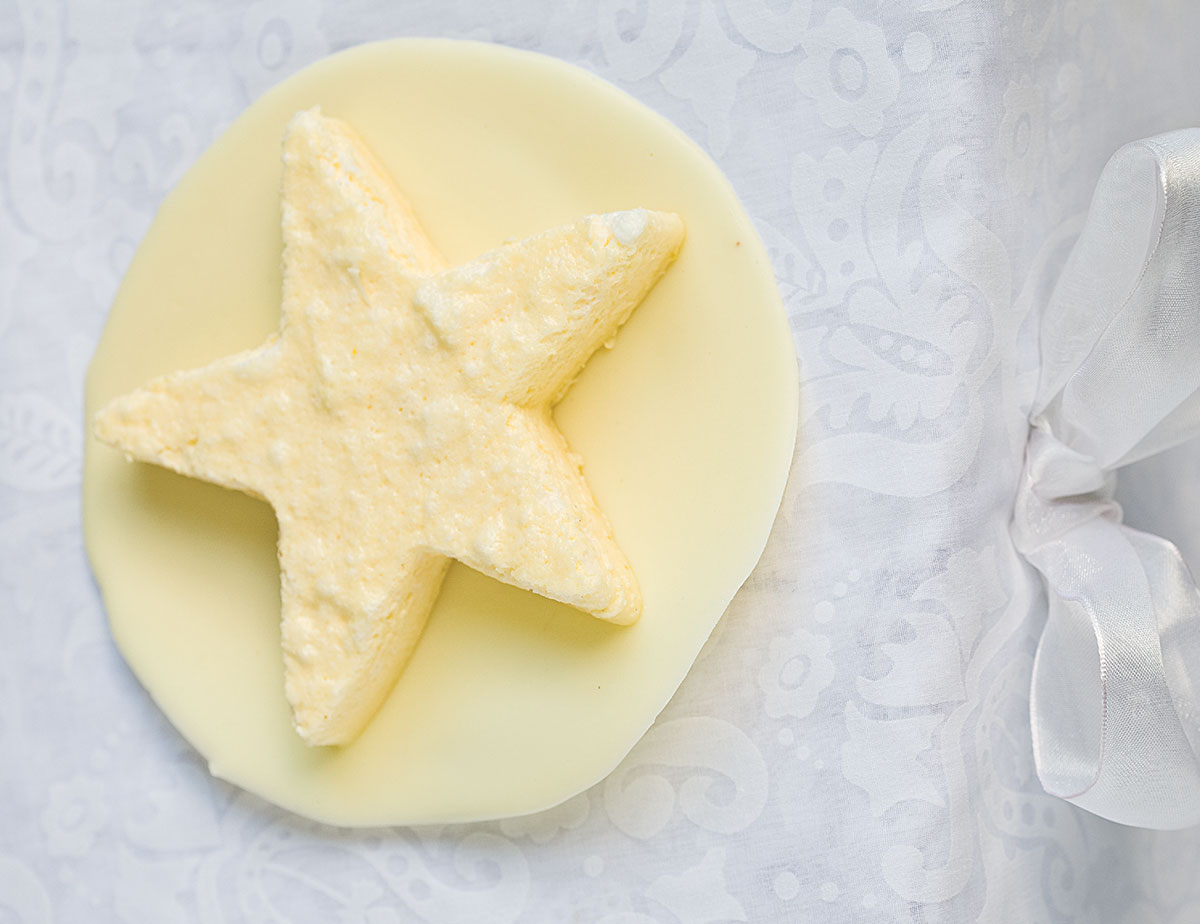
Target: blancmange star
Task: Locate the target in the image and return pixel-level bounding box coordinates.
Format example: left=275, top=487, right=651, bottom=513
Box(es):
left=93, top=107, right=685, bottom=746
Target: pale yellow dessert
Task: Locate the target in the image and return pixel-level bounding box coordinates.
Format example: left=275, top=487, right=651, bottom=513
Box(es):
left=84, top=38, right=797, bottom=826
left=93, top=108, right=685, bottom=746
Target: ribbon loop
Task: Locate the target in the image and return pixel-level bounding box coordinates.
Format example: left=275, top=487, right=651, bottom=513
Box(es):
left=1015, top=130, right=1200, bottom=828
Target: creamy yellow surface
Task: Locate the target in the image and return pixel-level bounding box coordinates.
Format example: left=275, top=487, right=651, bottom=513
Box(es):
left=83, top=39, right=799, bottom=825
left=94, top=109, right=684, bottom=746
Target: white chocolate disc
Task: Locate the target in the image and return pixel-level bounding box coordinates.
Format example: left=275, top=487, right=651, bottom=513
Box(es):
left=83, top=39, right=798, bottom=826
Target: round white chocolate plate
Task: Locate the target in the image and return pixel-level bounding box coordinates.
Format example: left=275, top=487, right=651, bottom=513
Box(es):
left=83, top=39, right=798, bottom=826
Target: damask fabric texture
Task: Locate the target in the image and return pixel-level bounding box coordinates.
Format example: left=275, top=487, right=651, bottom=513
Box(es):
left=5, top=2, right=1200, bottom=923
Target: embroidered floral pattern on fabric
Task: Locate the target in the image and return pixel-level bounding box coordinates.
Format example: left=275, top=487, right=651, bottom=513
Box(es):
left=795, top=7, right=899, bottom=138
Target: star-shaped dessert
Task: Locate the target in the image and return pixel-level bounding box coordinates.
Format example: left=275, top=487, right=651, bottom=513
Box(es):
left=94, top=108, right=685, bottom=746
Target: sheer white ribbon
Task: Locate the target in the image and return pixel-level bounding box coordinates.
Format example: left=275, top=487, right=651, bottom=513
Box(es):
left=1013, top=131, right=1200, bottom=828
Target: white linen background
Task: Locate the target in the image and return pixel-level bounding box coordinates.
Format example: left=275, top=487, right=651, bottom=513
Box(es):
left=3, top=0, right=1200, bottom=921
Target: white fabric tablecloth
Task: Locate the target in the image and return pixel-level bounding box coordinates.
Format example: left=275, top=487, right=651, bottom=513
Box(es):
left=4, top=1, right=1200, bottom=921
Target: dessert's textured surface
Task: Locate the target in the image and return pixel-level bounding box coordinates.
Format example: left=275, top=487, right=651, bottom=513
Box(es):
left=80, top=37, right=797, bottom=826
left=93, top=108, right=685, bottom=745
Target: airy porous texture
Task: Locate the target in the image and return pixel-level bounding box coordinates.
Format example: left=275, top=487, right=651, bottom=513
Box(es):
left=94, top=109, right=685, bottom=745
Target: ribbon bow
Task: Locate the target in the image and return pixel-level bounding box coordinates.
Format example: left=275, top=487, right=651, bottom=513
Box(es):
left=1013, top=131, right=1200, bottom=828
